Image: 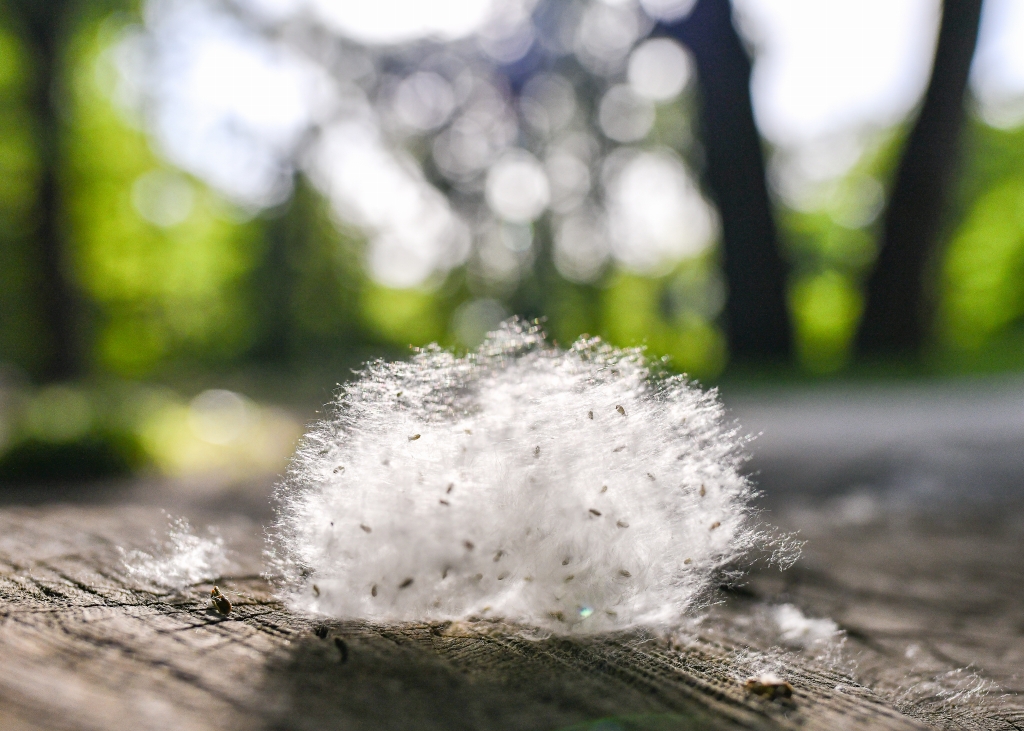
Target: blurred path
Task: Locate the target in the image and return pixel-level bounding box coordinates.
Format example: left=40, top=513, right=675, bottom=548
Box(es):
left=727, top=377, right=1024, bottom=505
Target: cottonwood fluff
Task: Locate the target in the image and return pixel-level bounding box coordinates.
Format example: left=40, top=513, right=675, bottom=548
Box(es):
left=269, top=319, right=771, bottom=633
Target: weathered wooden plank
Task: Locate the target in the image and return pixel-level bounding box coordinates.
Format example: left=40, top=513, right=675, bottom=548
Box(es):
left=0, top=499, right=1019, bottom=730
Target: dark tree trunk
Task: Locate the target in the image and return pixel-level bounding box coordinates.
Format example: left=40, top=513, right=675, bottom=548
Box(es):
left=11, top=0, right=81, bottom=381
left=856, top=0, right=984, bottom=357
left=250, top=195, right=298, bottom=363
left=661, top=0, right=792, bottom=363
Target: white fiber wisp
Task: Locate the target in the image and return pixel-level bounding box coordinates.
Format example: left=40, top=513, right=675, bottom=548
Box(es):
left=270, top=319, right=771, bottom=633
left=122, top=515, right=233, bottom=590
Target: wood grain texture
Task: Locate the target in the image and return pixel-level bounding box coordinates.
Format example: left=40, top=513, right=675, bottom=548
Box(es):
left=0, top=498, right=1020, bottom=731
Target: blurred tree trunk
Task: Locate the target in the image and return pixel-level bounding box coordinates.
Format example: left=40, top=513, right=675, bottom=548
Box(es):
left=9, top=0, right=81, bottom=380
left=662, top=0, right=792, bottom=363
left=856, top=0, right=984, bottom=358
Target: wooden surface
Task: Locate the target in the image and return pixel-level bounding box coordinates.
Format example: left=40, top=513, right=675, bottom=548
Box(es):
left=0, top=484, right=1021, bottom=731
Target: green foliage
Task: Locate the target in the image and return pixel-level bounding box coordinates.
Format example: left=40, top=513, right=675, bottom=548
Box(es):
left=935, top=121, right=1024, bottom=358
left=65, top=19, right=262, bottom=376
left=601, top=267, right=726, bottom=378
left=777, top=130, right=903, bottom=373
left=0, top=18, right=45, bottom=374
left=0, top=383, right=149, bottom=482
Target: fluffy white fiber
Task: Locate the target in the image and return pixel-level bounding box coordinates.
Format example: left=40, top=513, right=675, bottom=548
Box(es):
left=269, top=319, right=772, bottom=633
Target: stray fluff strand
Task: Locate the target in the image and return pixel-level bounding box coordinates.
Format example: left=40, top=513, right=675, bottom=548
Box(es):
left=268, top=319, right=779, bottom=633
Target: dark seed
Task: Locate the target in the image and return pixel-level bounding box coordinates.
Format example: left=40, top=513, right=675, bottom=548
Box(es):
left=613, top=445, right=626, bottom=452
left=312, top=584, right=320, bottom=597
left=617, top=520, right=629, bottom=528
left=616, top=405, right=626, bottom=416
left=710, top=521, right=721, bottom=530
left=619, top=570, right=632, bottom=577
left=534, top=446, right=540, bottom=457
left=588, top=411, right=594, bottom=419
left=647, top=473, right=656, bottom=481
left=360, top=524, right=372, bottom=533
left=399, top=578, right=414, bottom=589
left=464, top=540, right=475, bottom=550
left=493, top=550, right=504, bottom=562
left=439, top=499, right=449, bottom=506
left=315, top=625, right=328, bottom=639
left=371, top=584, right=377, bottom=597
left=699, top=484, right=706, bottom=497
left=564, top=575, right=574, bottom=582
left=589, top=508, right=602, bottom=516
left=447, top=483, right=454, bottom=493
left=409, top=434, right=421, bottom=441
left=562, top=558, right=570, bottom=565
left=334, top=637, right=349, bottom=663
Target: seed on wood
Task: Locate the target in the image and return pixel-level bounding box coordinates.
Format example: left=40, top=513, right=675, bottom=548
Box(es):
left=399, top=578, right=414, bottom=589
left=360, top=524, right=372, bottom=533
left=409, top=434, right=421, bottom=441
left=534, top=446, right=540, bottom=457
left=588, top=410, right=594, bottom=419
left=613, top=445, right=626, bottom=452
left=312, top=584, right=320, bottom=597
left=616, top=520, right=629, bottom=528
left=601, top=485, right=608, bottom=493
left=619, top=570, right=632, bottom=578
left=744, top=674, right=793, bottom=700
left=564, top=575, right=574, bottom=582
left=684, top=558, right=692, bottom=564
left=616, top=405, right=626, bottom=416
left=646, top=473, right=656, bottom=481
left=439, top=499, right=449, bottom=506
left=446, top=483, right=454, bottom=493
left=210, top=586, right=231, bottom=615
left=493, top=550, right=504, bottom=562
left=371, top=584, right=377, bottom=597
left=589, top=508, right=602, bottom=516
left=314, top=625, right=328, bottom=639
left=710, top=521, right=721, bottom=530
left=464, top=540, right=475, bottom=550
left=699, top=484, right=706, bottom=497
left=334, top=637, right=349, bottom=663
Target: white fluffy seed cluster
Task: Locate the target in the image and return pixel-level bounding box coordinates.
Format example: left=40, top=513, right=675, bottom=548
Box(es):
left=269, top=320, right=766, bottom=633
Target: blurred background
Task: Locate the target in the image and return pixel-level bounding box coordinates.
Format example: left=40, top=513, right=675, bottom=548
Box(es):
left=1, top=0, right=1023, bottom=496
